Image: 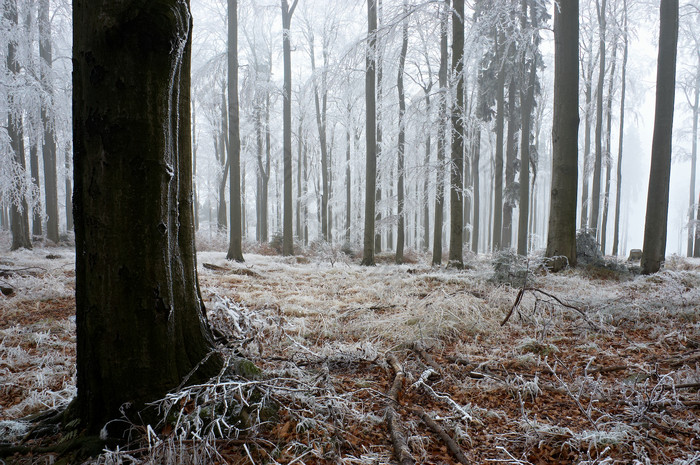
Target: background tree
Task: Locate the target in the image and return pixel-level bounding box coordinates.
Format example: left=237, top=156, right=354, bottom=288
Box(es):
left=641, top=0, right=679, bottom=274
left=546, top=0, right=579, bottom=271
left=73, top=0, right=223, bottom=432
left=362, top=0, right=378, bottom=266
left=448, top=0, right=464, bottom=267
left=432, top=0, right=449, bottom=265
left=281, top=0, right=299, bottom=256
left=227, top=0, right=244, bottom=261
left=395, top=0, right=408, bottom=264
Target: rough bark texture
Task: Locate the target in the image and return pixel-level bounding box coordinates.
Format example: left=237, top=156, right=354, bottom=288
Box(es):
left=362, top=0, right=377, bottom=266
left=546, top=0, right=579, bottom=271
left=448, top=0, right=464, bottom=268
left=641, top=0, right=679, bottom=274
left=73, top=0, right=223, bottom=433
left=39, top=0, right=59, bottom=243
left=227, top=0, right=244, bottom=262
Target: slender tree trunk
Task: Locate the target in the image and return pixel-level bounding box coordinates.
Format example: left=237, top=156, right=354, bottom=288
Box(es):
left=612, top=0, right=628, bottom=256
left=218, top=89, right=228, bottom=231
left=6, top=0, right=31, bottom=251
left=472, top=125, right=481, bottom=254
left=685, top=63, right=699, bottom=257
left=73, top=0, right=222, bottom=433
left=65, top=145, right=73, bottom=230
left=30, top=139, right=42, bottom=236
left=493, top=32, right=506, bottom=251
left=26, top=0, right=41, bottom=238
left=502, top=78, right=517, bottom=250
left=580, top=29, right=595, bottom=230
left=374, top=0, right=383, bottom=254
left=227, top=0, right=244, bottom=261
left=590, top=0, right=607, bottom=239
left=448, top=0, right=465, bottom=267
left=518, top=0, right=538, bottom=256
left=423, top=91, right=431, bottom=251
left=433, top=0, right=450, bottom=266
left=281, top=0, right=298, bottom=255
left=345, top=103, right=352, bottom=244
left=396, top=1, right=408, bottom=264
left=546, top=0, right=579, bottom=270
left=601, top=29, right=618, bottom=254
left=297, top=113, right=303, bottom=239
left=362, top=0, right=378, bottom=266
left=39, top=0, right=58, bottom=243
left=641, top=0, right=679, bottom=274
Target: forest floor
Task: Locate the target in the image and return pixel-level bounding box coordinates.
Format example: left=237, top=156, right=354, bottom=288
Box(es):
left=1, top=234, right=699, bottom=464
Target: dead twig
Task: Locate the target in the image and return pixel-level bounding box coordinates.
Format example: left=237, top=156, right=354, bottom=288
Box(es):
left=412, top=343, right=443, bottom=376
left=501, top=287, right=600, bottom=331
left=412, top=408, right=469, bottom=464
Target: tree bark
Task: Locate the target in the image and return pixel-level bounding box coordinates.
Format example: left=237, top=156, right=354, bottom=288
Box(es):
left=362, top=0, right=378, bottom=266
left=227, top=0, right=244, bottom=262
left=73, top=0, right=223, bottom=433
left=39, top=0, right=58, bottom=243
left=423, top=91, right=431, bottom=251
left=641, top=0, right=679, bottom=274
left=546, top=0, right=579, bottom=270
left=432, top=0, right=450, bottom=266
left=590, top=0, right=607, bottom=239
left=502, top=78, right=518, bottom=250
left=281, top=0, right=298, bottom=256
left=6, top=0, right=32, bottom=251
left=448, top=0, right=464, bottom=268
left=518, top=0, right=538, bottom=256
left=493, top=32, right=506, bottom=251
left=612, top=0, right=628, bottom=257
left=396, top=1, right=408, bottom=264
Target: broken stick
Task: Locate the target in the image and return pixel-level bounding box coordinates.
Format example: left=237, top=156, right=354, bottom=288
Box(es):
left=386, top=354, right=415, bottom=465
left=412, top=408, right=469, bottom=465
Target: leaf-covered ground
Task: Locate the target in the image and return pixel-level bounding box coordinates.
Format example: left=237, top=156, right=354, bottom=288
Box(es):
left=1, top=238, right=699, bottom=464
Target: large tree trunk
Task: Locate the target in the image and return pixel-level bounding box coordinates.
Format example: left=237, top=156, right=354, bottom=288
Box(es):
left=432, top=0, right=450, bottom=266
left=546, top=0, right=579, bottom=271
left=6, top=0, right=31, bottom=251
left=227, top=0, right=243, bottom=261
left=448, top=0, right=464, bottom=267
left=73, top=0, right=223, bottom=434
left=39, top=0, right=59, bottom=243
left=362, top=0, right=378, bottom=266
left=641, top=0, right=679, bottom=274
left=281, top=0, right=298, bottom=255
left=590, top=0, right=607, bottom=239
left=612, top=0, right=629, bottom=257
left=395, top=1, right=408, bottom=264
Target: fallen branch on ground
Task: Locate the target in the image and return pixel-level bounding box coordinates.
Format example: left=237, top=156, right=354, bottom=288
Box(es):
left=501, top=287, right=600, bottom=331
left=412, top=407, right=470, bottom=464
left=386, top=354, right=414, bottom=465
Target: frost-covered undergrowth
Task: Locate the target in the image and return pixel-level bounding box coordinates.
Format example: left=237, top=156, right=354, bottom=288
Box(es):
left=2, top=241, right=699, bottom=464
